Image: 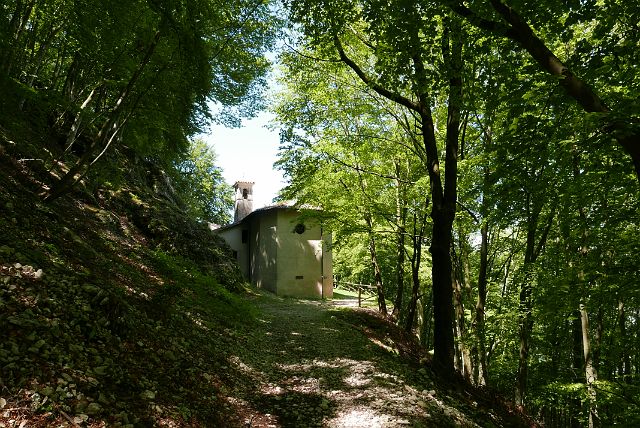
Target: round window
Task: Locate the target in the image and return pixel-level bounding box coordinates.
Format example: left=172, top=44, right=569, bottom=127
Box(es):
left=294, top=223, right=306, bottom=234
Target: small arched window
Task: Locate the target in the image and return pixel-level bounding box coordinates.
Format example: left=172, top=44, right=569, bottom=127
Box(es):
left=242, top=189, right=248, bottom=199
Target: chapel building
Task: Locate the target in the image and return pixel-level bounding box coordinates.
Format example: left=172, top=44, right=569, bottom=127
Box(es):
left=216, top=181, right=333, bottom=299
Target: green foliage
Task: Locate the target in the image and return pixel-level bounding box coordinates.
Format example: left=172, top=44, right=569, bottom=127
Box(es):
left=273, top=43, right=434, bottom=316
left=124, top=174, right=245, bottom=291
left=276, top=0, right=640, bottom=423
left=0, top=0, right=278, bottom=200
left=148, top=249, right=255, bottom=325
left=172, top=138, right=233, bottom=225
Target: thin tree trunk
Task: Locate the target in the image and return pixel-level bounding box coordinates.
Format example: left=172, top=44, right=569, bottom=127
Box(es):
left=51, top=41, right=68, bottom=91
left=419, top=293, right=433, bottom=349
left=44, top=30, right=161, bottom=202
left=62, top=53, right=82, bottom=102
left=594, top=307, right=603, bottom=375
left=392, top=163, right=407, bottom=319
left=635, top=310, right=640, bottom=378
left=458, top=227, right=478, bottom=380
left=470, top=116, right=493, bottom=386
left=580, top=303, right=600, bottom=428
left=405, top=204, right=427, bottom=333
left=405, top=245, right=421, bottom=333
left=367, top=222, right=387, bottom=315
left=572, top=311, right=583, bottom=379
left=26, top=23, right=64, bottom=88
left=618, top=301, right=631, bottom=380
left=2, top=0, right=36, bottom=76
left=569, top=311, right=583, bottom=428
left=515, top=270, right=533, bottom=407
left=474, top=221, right=489, bottom=385
left=515, top=196, right=538, bottom=407
left=515, top=195, right=554, bottom=406
left=61, top=85, right=98, bottom=155
left=453, top=269, right=472, bottom=380
left=354, top=164, right=387, bottom=315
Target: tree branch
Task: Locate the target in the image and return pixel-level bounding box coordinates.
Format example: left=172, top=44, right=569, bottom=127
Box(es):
left=445, top=1, right=512, bottom=37
left=333, top=35, right=420, bottom=112
left=327, top=151, right=415, bottom=184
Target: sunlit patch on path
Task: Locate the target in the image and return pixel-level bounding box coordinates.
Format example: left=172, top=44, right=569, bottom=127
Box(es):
left=222, top=295, right=483, bottom=427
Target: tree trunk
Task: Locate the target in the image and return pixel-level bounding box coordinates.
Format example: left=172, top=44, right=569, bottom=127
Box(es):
left=355, top=165, right=387, bottom=315
left=572, top=311, right=583, bottom=379
left=393, top=228, right=405, bottom=319
left=570, top=311, right=583, bottom=428
left=471, top=115, right=493, bottom=386
left=419, top=293, right=433, bottom=349
left=635, top=310, right=640, bottom=378
left=1, top=0, right=36, bottom=76
left=594, top=307, right=603, bottom=375
left=515, top=198, right=538, bottom=407
left=61, top=85, right=98, bottom=156
left=618, top=301, right=631, bottom=380
left=430, top=210, right=455, bottom=376
left=580, top=303, right=600, bottom=428
left=367, top=225, right=387, bottom=315
left=333, top=14, right=461, bottom=378
left=474, top=221, right=489, bottom=385
left=515, top=193, right=554, bottom=406
left=405, top=245, right=421, bottom=333
left=405, top=206, right=427, bottom=333
left=427, top=13, right=462, bottom=378
left=44, top=30, right=162, bottom=202
left=515, top=271, right=533, bottom=407
left=62, top=53, right=82, bottom=102
left=392, top=164, right=407, bottom=319
left=26, top=23, right=64, bottom=88
left=453, top=269, right=472, bottom=380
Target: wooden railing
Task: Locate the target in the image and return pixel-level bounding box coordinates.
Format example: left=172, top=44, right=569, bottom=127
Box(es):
left=333, top=280, right=377, bottom=307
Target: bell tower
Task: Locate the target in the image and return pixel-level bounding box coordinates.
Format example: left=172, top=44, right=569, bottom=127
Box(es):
left=233, top=181, right=254, bottom=222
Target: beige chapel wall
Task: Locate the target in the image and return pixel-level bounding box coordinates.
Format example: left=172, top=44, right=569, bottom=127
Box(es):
left=217, top=226, right=250, bottom=278
left=250, top=211, right=277, bottom=293
left=276, top=210, right=331, bottom=299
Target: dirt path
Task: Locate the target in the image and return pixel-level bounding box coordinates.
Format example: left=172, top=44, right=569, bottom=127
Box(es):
left=222, top=294, right=487, bottom=428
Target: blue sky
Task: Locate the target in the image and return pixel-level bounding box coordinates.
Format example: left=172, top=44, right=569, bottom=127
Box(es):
left=202, top=111, right=285, bottom=209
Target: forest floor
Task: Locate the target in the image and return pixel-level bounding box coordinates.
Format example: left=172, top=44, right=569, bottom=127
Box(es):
left=219, top=293, right=524, bottom=428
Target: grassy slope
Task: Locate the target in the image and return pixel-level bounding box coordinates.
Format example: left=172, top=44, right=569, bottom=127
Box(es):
left=0, top=77, right=533, bottom=427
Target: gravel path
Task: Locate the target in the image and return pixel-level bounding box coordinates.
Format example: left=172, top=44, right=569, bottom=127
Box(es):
left=223, top=294, right=483, bottom=428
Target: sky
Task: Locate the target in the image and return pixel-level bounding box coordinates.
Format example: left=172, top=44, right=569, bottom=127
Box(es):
left=201, top=111, right=286, bottom=210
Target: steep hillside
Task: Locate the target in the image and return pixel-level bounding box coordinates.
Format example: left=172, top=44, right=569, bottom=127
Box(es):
left=0, top=86, right=254, bottom=426
left=0, top=79, right=533, bottom=427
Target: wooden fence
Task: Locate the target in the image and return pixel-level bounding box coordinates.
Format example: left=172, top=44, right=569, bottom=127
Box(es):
left=333, top=280, right=377, bottom=307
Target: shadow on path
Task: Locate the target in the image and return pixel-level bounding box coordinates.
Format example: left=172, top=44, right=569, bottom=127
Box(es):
left=222, top=294, right=484, bottom=428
